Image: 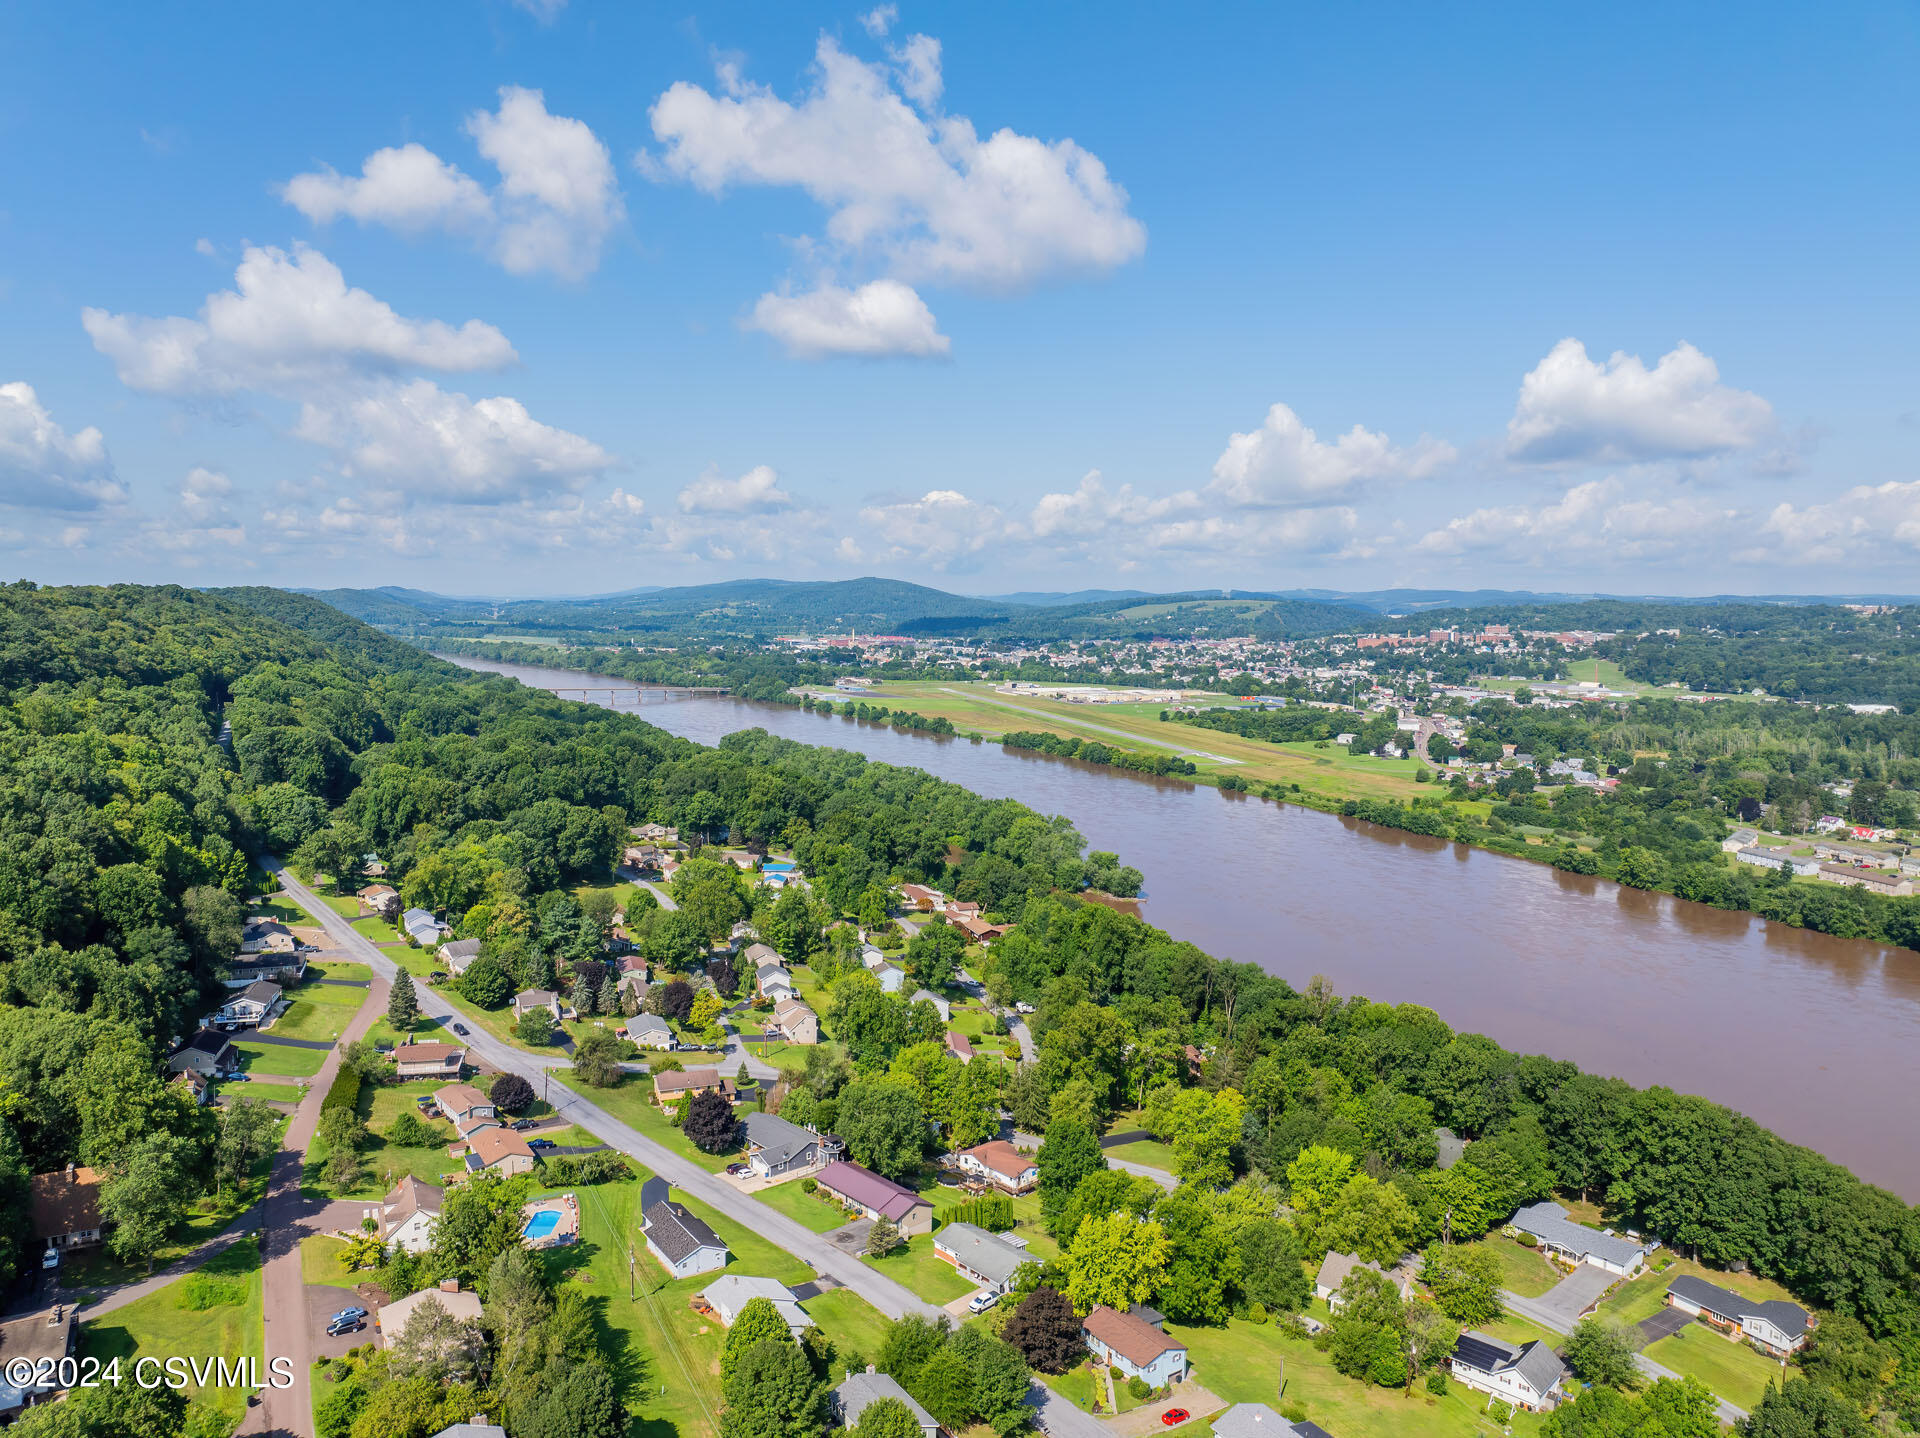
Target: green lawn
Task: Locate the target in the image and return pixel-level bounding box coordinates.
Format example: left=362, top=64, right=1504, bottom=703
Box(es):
left=322, top=895, right=364, bottom=918
left=269, top=990, right=364, bottom=1043
left=1644, top=1323, right=1784, bottom=1411
left=300, top=1235, right=373, bottom=1290
left=753, top=1178, right=854, bottom=1234
left=1172, top=1316, right=1547, bottom=1438
left=363, top=1009, right=460, bottom=1053
left=352, top=913, right=406, bottom=943
left=1597, top=1254, right=1803, bottom=1331
left=79, top=1237, right=264, bottom=1434
left=1039, top=1362, right=1099, bottom=1413
left=862, top=1233, right=975, bottom=1304
left=307, top=960, right=373, bottom=983
left=232, top=1038, right=328, bottom=1078
left=1104, top=1137, right=1179, bottom=1173
left=553, top=1074, right=739, bottom=1172
left=303, top=1076, right=465, bottom=1199
left=926, top=1182, right=1058, bottom=1260
left=249, top=895, right=312, bottom=926
left=222, top=1080, right=305, bottom=1106
left=1466, top=1235, right=1563, bottom=1299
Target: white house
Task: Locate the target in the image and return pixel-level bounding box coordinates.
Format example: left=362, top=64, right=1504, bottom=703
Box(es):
left=1509, top=1201, right=1648, bottom=1277
left=1720, top=827, right=1761, bottom=853
left=643, top=1199, right=728, bottom=1279
left=1733, top=846, right=1822, bottom=878
left=833, top=1369, right=937, bottom=1437
left=1450, top=1330, right=1565, bottom=1411
left=874, top=963, right=907, bottom=994
left=910, top=989, right=950, bottom=1022
left=955, top=1141, right=1038, bottom=1194
left=438, top=938, right=482, bottom=974
left=1081, top=1304, right=1188, bottom=1389
left=703, top=1275, right=809, bottom=1339
left=372, top=1177, right=443, bottom=1254
left=1211, top=1407, right=1335, bottom=1438
left=1314, top=1251, right=1414, bottom=1308
left=933, top=1222, right=1029, bottom=1295
left=1667, top=1275, right=1812, bottom=1357
left=213, top=980, right=285, bottom=1030
left=741, top=1112, right=822, bottom=1179
left=622, top=1013, right=675, bottom=1049
left=402, top=909, right=449, bottom=946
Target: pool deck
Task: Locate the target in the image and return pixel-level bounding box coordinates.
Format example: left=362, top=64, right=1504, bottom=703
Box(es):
left=520, top=1192, right=581, bottom=1249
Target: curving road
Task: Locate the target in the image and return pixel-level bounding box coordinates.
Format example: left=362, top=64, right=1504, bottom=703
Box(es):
left=266, top=861, right=943, bottom=1328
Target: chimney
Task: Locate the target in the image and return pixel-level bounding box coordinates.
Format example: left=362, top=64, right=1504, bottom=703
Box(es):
left=440, top=1278, right=460, bottom=1293
left=865, top=1364, right=876, bottom=1375
left=64, top=1162, right=75, bottom=1182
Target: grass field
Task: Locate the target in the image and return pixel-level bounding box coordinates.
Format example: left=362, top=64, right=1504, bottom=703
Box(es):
left=306, top=960, right=373, bottom=983
left=79, top=1237, right=264, bottom=1433
left=753, top=1178, right=853, bottom=1233
left=1643, top=1323, right=1783, bottom=1411
left=1104, top=1137, right=1179, bottom=1174
left=222, top=1080, right=305, bottom=1106
left=553, top=1074, right=741, bottom=1172
left=232, top=1038, right=328, bottom=1078
left=303, top=1076, right=465, bottom=1199
left=300, top=1235, right=371, bottom=1290
left=1170, top=1315, right=1546, bottom=1438
left=820, top=679, right=1428, bottom=804
left=250, top=895, right=313, bottom=927
left=1466, top=1235, right=1563, bottom=1299
left=862, top=1232, right=976, bottom=1304
left=268, top=981, right=366, bottom=1042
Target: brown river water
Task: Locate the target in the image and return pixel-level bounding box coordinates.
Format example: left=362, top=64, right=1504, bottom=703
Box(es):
left=447, top=655, right=1920, bottom=1199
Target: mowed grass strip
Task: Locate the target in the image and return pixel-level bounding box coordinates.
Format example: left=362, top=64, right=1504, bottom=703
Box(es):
left=233, top=1038, right=328, bottom=1078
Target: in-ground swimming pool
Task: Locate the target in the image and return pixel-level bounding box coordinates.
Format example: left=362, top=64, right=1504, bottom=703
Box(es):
left=522, top=1210, right=562, bottom=1241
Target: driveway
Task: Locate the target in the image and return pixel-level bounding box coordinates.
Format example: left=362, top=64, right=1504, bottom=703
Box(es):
left=306, top=1284, right=374, bottom=1359
left=245, top=1032, right=336, bottom=1051
left=1633, top=1307, right=1693, bottom=1348
left=1527, top=1262, right=1618, bottom=1326
left=1103, top=1381, right=1225, bottom=1437
left=823, top=1219, right=874, bottom=1257
left=1024, top=1379, right=1108, bottom=1438
left=269, top=862, right=946, bottom=1333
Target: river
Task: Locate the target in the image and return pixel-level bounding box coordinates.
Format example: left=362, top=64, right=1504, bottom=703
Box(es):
left=446, top=655, right=1920, bottom=1199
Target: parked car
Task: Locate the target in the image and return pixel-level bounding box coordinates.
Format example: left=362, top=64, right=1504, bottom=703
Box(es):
left=451, top=1023, right=469, bottom=1036
left=330, top=1306, right=368, bottom=1323
left=1160, top=1409, right=1189, bottom=1427
left=528, top=1138, right=555, bottom=1150
left=725, top=1163, right=750, bottom=1177
left=513, top=1119, right=536, bottom=1132
left=325, top=1317, right=364, bottom=1337
left=967, top=1291, right=999, bottom=1315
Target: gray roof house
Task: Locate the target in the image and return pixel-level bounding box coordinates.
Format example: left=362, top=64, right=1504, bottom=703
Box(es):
left=513, top=989, right=563, bottom=1020
left=167, top=1028, right=238, bottom=1078
left=832, top=1369, right=937, bottom=1437
left=910, top=989, right=950, bottom=1022
left=1211, top=1406, right=1334, bottom=1438
left=1510, top=1201, right=1648, bottom=1276
left=1667, top=1275, right=1812, bottom=1355
left=623, top=1012, right=675, bottom=1049
left=742, top=1112, right=821, bottom=1178
left=932, top=1222, right=1028, bottom=1293
left=1450, top=1330, right=1565, bottom=1412
left=428, top=1421, right=507, bottom=1438
left=642, top=1200, right=728, bottom=1279
left=703, top=1275, right=809, bottom=1339
left=439, top=938, right=482, bottom=974
left=213, top=980, right=285, bottom=1030
left=402, top=908, right=449, bottom=945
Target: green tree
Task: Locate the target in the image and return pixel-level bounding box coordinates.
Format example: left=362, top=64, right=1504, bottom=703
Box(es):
left=722, top=1297, right=795, bottom=1383
left=215, top=1097, right=279, bottom=1196
left=387, top=968, right=420, bottom=1030
left=1317, top=1173, right=1420, bottom=1266
left=904, top=920, right=966, bottom=990
left=1284, top=1143, right=1356, bottom=1251
left=1063, top=1210, right=1170, bottom=1313
left=517, top=1360, right=628, bottom=1438
left=1037, top=1116, right=1106, bottom=1235
left=459, top=951, right=514, bottom=1008
left=837, top=1075, right=926, bottom=1179
left=852, top=1397, right=924, bottom=1438
left=571, top=1032, right=627, bottom=1088
left=1155, top=1186, right=1239, bottom=1325
left=1327, top=1267, right=1407, bottom=1387
left=721, top=1337, right=824, bottom=1438
left=1235, top=1218, right=1311, bottom=1314
left=1565, top=1318, right=1641, bottom=1391
left=1420, top=1244, right=1504, bottom=1324
left=100, top=1132, right=196, bottom=1270
left=1739, top=1380, right=1873, bottom=1438
left=517, top=1007, right=556, bottom=1046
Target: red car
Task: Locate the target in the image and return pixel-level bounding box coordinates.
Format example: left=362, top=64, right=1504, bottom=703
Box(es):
left=1161, top=1410, right=1190, bottom=1428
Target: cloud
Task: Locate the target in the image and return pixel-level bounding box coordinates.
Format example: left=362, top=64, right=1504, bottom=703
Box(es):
left=1416, top=478, right=1735, bottom=559
left=1750, top=481, right=1920, bottom=566
left=747, top=280, right=949, bottom=358
left=859, top=4, right=897, bottom=37
left=1506, top=338, right=1777, bottom=465
left=0, top=382, right=125, bottom=510
left=646, top=34, right=1144, bottom=291
left=1027, top=470, right=1198, bottom=540
left=82, top=244, right=514, bottom=395
left=282, top=87, right=623, bottom=280
left=854, top=488, right=1007, bottom=569
left=293, top=379, right=613, bottom=503
left=1209, top=401, right=1454, bottom=507
left=178, top=466, right=233, bottom=521
left=511, top=0, right=566, bottom=21
left=676, top=463, right=793, bottom=514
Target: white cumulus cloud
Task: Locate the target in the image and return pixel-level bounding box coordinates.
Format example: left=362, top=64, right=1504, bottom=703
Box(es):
left=0, top=382, right=124, bottom=510
left=282, top=87, right=623, bottom=280
left=1417, top=478, right=1735, bottom=559
left=1506, top=338, right=1777, bottom=465
left=1750, top=481, right=1920, bottom=566
left=855, top=488, right=1007, bottom=569
left=860, top=4, right=897, bottom=38
left=747, top=280, right=950, bottom=358
left=676, top=463, right=794, bottom=514
left=1209, top=401, right=1454, bottom=506
left=82, top=244, right=514, bottom=395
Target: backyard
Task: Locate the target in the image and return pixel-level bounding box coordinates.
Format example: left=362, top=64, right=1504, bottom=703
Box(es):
left=302, top=1076, right=464, bottom=1199
left=232, top=1037, right=328, bottom=1079
left=861, top=1232, right=976, bottom=1305
left=1642, top=1324, right=1784, bottom=1411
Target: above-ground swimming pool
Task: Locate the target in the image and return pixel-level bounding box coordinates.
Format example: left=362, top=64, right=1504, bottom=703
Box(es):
left=522, top=1210, right=562, bottom=1241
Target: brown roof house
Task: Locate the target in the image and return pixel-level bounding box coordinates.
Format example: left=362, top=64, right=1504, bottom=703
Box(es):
left=455, top=1127, right=535, bottom=1178
left=31, top=1165, right=106, bottom=1256
left=378, top=1279, right=484, bottom=1348
left=434, top=1084, right=496, bottom=1127
left=394, top=1042, right=466, bottom=1080
left=1314, top=1251, right=1416, bottom=1309
left=358, top=884, right=402, bottom=920
left=1082, top=1304, right=1189, bottom=1389
left=955, top=1140, right=1038, bottom=1194
left=768, top=998, right=819, bottom=1045
left=372, top=1176, right=444, bottom=1254
left=652, top=1067, right=734, bottom=1110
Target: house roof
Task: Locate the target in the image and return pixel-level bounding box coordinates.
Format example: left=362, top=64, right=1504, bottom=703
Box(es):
left=644, top=1200, right=725, bottom=1265
left=440, top=938, right=482, bottom=961
left=834, top=1371, right=935, bottom=1432
left=816, top=1160, right=932, bottom=1221
left=1210, top=1405, right=1325, bottom=1438
left=741, top=943, right=782, bottom=967
left=1510, top=1201, right=1647, bottom=1270
left=1454, top=1330, right=1564, bottom=1395
left=1434, top=1127, right=1467, bottom=1169
left=0, top=1305, right=77, bottom=1405
left=30, top=1168, right=104, bottom=1240
left=934, top=1222, right=1028, bottom=1286
left=625, top=1012, right=671, bottom=1036
left=464, top=1127, right=533, bottom=1168
left=772, top=997, right=813, bottom=1023
left=911, top=988, right=947, bottom=1010
left=383, top=1175, right=444, bottom=1226
left=1668, top=1275, right=1810, bottom=1339
left=743, top=1112, right=817, bottom=1168
left=515, top=989, right=558, bottom=1007
left=429, top=1424, right=506, bottom=1438
left=945, top=1031, right=975, bottom=1059
left=395, top=1043, right=465, bottom=1068
left=1083, top=1304, right=1184, bottom=1368
left=435, top=1082, right=490, bottom=1112
left=380, top=1286, right=484, bottom=1336
left=239, top=980, right=282, bottom=1005
left=703, top=1274, right=808, bottom=1333
left=654, top=1067, right=725, bottom=1096
left=1315, top=1251, right=1407, bottom=1296
left=958, top=1140, right=1032, bottom=1182
left=184, top=1028, right=235, bottom=1057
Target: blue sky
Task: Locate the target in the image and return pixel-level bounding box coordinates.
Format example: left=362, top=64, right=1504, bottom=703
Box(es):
left=2, top=1, right=1916, bottom=596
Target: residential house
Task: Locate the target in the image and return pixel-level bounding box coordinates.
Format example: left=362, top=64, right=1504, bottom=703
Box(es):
left=942, top=900, right=982, bottom=921
left=1210, top=1406, right=1334, bottom=1438
left=167, top=1028, right=238, bottom=1079
left=374, top=1176, right=444, bottom=1254
left=428, top=1422, right=506, bottom=1438
left=240, top=918, right=297, bottom=954
left=756, top=963, right=796, bottom=1002
left=1734, top=846, right=1822, bottom=878
left=652, top=1067, right=734, bottom=1110
left=403, top=909, right=450, bottom=946
left=512, top=989, right=563, bottom=1021
left=944, top=1030, right=975, bottom=1064
left=615, top=971, right=650, bottom=1007
left=933, top=1222, right=1029, bottom=1294
left=815, top=1161, right=934, bottom=1236
left=1450, top=1330, right=1565, bottom=1411
left=952, top=916, right=1009, bottom=946
left=393, top=1043, right=466, bottom=1080
left=955, top=1140, right=1038, bottom=1194
left=1666, top=1276, right=1813, bottom=1356
left=873, top=963, right=907, bottom=994
left=31, top=1165, right=105, bottom=1255
left=742, top=1112, right=822, bottom=1178
left=222, top=952, right=307, bottom=989
left=213, top=980, right=285, bottom=1030
left=1314, top=1251, right=1414, bottom=1309
left=730, top=920, right=759, bottom=945
left=1817, top=864, right=1914, bottom=896
left=1509, top=1201, right=1648, bottom=1277
left=457, top=1127, right=534, bottom=1178
left=643, top=1199, right=728, bottom=1278
left=0, top=1305, right=78, bottom=1420
left=379, top=1281, right=484, bottom=1346
left=622, top=1013, right=675, bottom=1049
left=833, top=1369, right=938, bottom=1437
left=741, top=942, right=784, bottom=969
left=1720, top=828, right=1761, bottom=854
left=860, top=944, right=889, bottom=970
left=1082, top=1304, right=1190, bottom=1388
left=434, top=1084, right=496, bottom=1128
left=767, top=998, right=819, bottom=1045
left=631, top=822, right=678, bottom=843
left=439, top=938, right=482, bottom=974
left=358, top=884, right=402, bottom=919
left=171, top=1069, right=212, bottom=1106
left=703, top=1275, right=809, bottom=1339
left=910, top=989, right=950, bottom=1022
left=897, top=884, right=942, bottom=912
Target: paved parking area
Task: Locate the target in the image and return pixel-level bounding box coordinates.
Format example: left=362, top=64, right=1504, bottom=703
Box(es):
left=824, top=1218, right=873, bottom=1256
left=1532, top=1263, right=1620, bottom=1325
left=1633, top=1307, right=1693, bottom=1348
left=306, top=1284, right=373, bottom=1359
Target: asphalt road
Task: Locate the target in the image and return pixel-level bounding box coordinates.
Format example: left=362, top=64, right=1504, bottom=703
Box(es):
left=267, top=861, right=944, bottom=1327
